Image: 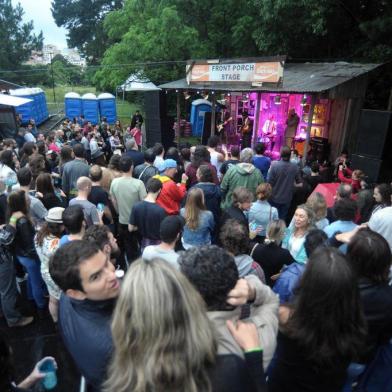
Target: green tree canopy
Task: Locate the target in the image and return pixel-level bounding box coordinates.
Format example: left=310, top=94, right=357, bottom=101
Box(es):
left=51, top=0, right=123, bottom=64
left=51, top=54, right=85, bottom=85
left=0, top=0, right=43, bottom=70
left=252, top=0, right=392, bottom=62
left=94, top=2, right=201, bottom=90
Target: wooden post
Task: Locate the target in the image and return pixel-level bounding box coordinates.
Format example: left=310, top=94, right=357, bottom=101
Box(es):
left=253, top=93, right=261, bottom=147
left=302, top=94, right=317, bottom=164
left=176, top=91, right=181, bottom=146
left=211, top=93, right=216, bottom=137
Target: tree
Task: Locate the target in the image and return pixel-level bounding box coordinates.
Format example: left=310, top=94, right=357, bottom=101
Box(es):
left=51, top=0, right=123, bottom=64
left=50, top=54, right=85, bottom=85
left=0, top=0, right=43, bottom=70
left=252, top=0, right=392, bottom=62
left=94, top=2, right=201, bottom=90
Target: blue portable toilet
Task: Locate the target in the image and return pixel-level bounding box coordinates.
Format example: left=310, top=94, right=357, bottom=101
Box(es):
left=10, top=87, right=49, bottom=125
left=82, top=93, right=99, bottom=124
left=31, top=88, right=43, bottom=124
left=98, top=92, right=117, bottom=124
left=190, top=99, right=214, bottom=137
left=9, top=88, right=36, bottom=125
left=64, top=92, right=82, bottom=121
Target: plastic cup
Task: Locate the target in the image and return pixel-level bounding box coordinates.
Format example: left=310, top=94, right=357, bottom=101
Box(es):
left=39, top=358, right=57, bottom=390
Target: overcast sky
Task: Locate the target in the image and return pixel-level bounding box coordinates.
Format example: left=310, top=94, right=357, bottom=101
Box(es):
left=12, top=0, right=68, bottom=49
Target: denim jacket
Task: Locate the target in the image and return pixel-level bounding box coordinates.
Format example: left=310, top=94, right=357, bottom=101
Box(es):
left=180, top=209, right=214, bottom=248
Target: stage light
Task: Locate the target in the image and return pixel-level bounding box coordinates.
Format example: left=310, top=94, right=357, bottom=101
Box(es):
left=301, top=95, right=307, bottom=106
left=274, top=95, right=281, bottom=105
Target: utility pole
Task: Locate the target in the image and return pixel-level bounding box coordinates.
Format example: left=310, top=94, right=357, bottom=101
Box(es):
left=49, top=52, right=57, bottom=111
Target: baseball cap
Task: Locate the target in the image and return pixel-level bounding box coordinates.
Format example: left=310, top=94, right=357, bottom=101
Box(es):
left=163, top=159, right=177, bottom=170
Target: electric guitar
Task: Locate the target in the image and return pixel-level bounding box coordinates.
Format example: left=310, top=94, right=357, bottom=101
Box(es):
left=240, top=118, right=252, bottom=135
left=217, top=116, right=233, bottom=134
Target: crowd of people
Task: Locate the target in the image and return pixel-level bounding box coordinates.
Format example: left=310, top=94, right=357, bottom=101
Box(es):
left=0, top=117, right=391, bottom=392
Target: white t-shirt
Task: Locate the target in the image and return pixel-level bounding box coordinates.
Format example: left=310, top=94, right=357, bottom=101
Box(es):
left=369, top=206, right=392, bottom=251
left=288, top=235, right=305, bottom=259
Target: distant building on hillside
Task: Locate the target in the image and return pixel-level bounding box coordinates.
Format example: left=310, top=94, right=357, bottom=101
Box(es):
left=63, top=48, right=86, bottom=67
left=43, top=44, right=62, bottom=63
left=25, top=45, right=86, bottom=67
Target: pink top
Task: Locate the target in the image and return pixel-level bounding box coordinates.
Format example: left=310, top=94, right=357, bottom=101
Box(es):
left=130, top=127, right=142, bottom=146
left=48, top=142, right=61, bottom=153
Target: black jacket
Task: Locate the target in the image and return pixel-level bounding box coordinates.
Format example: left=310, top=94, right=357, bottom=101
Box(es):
left=193, top=182, right=222, bottom=224
left=210, top=351, right=266, bottom=392
left=252, top=243, right=295, bottom=287
left=13, top=217, right=37, bottom=259
left=358, top=278, right=392, bottom=363
left=58, top=295, right=114, bottom=391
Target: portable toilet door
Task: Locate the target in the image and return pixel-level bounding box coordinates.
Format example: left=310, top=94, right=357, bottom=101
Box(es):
left=190, top=99, right=212, bottom=137
left=9, top=88, right=36, bottom=125
left=31, top=88, right=44, bottom=124
left=65, top=92, right=82, bottom=121
left=98, top=92, right=117, bottom=124
left=82, top=93, right=99, bottom=125
left=34, top=88, right=48, bottom=124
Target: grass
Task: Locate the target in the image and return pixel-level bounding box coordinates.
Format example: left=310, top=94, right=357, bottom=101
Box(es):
left=41, top=85, right=138, bottom=125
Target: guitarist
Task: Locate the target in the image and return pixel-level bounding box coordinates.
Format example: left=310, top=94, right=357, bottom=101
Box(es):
left=216, top=111, right=233, bottom=145
left=240, top=111, right=252, bottom=149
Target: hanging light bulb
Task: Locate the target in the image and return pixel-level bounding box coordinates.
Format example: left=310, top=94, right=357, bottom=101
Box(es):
left=274, top=95, right=281, bottom=105
left=300, top=94, right=307, bottom=106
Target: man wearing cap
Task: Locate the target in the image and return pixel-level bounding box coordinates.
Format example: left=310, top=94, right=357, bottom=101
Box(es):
left=154, top=159, right=187, bottom=215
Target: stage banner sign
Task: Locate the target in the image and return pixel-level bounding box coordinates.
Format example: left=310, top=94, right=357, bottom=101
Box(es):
left=186, top=61, right=284, bottom=84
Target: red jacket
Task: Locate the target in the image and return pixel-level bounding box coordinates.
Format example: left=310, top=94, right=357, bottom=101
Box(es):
left=338, top=167, right=360, bottom=193
left=154, top=175, right=186, bottom=215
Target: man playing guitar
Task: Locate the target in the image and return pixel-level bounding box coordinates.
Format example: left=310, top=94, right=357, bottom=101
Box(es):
left=240, top=111, right=252, bottom=149
left=261, top=115, right=277, bottom=151
left=216, top=112, right=233, bottom=144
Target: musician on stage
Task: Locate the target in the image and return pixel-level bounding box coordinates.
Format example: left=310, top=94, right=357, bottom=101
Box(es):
left=216, top=111, right=232, bottom=145
left=240, top=111, right=252, bottom=149
left=262, top=115, right=277, bottom=151
left=285, top=108, right=299, bottom=149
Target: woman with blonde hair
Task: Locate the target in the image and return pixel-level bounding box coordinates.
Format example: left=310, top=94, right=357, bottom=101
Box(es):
left=180, top=187, right=214, bottom=249
left=306, top=192, right=329, bottom=230
left=251, top=220, right=295, bottom=287
left=249, top=183, right=279, bottom=242
left=282, top=204, right=315, bottom=264
left=103, top=258, right=266, bottom=392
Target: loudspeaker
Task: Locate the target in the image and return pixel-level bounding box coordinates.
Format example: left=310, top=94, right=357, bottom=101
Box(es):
left=310, top=137, right=329, bottom=162
left=351, top=154, right=382, bottom=183
left=202, top=112, right=212, bottom=145
left=355, top=110, right=391, bottom=158
left=160, top=116, right=175, bottom=150
left=144, top=117, right=162, bottom=147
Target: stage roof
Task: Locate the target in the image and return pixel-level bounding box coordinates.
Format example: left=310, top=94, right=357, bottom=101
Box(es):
left=0, top=93, right=33, bottom=107
left=159, top=62, right=381, bottom=94
left=118, top=74, right=161, bottom=92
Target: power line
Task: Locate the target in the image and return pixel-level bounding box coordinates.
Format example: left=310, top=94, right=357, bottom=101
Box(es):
left=0, top=59, right=188, bottom=74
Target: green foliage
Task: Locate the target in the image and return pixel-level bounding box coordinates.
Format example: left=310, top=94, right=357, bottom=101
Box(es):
left=94, top=2, right=201, bottom=90
left=252, top=0, right=392, bottom=62
left=0, top=0, right=43, bottom=70
left=51, top=0, right=123, bottom=64
left=50, top=54, right=85, bottom=85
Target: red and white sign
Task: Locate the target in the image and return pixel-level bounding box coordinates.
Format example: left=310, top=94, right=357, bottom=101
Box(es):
left=186, top=61, right=284, bottom=84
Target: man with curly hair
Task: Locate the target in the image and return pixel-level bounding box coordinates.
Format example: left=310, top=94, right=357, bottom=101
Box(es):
left=179, top=245, right=279, bottom=370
